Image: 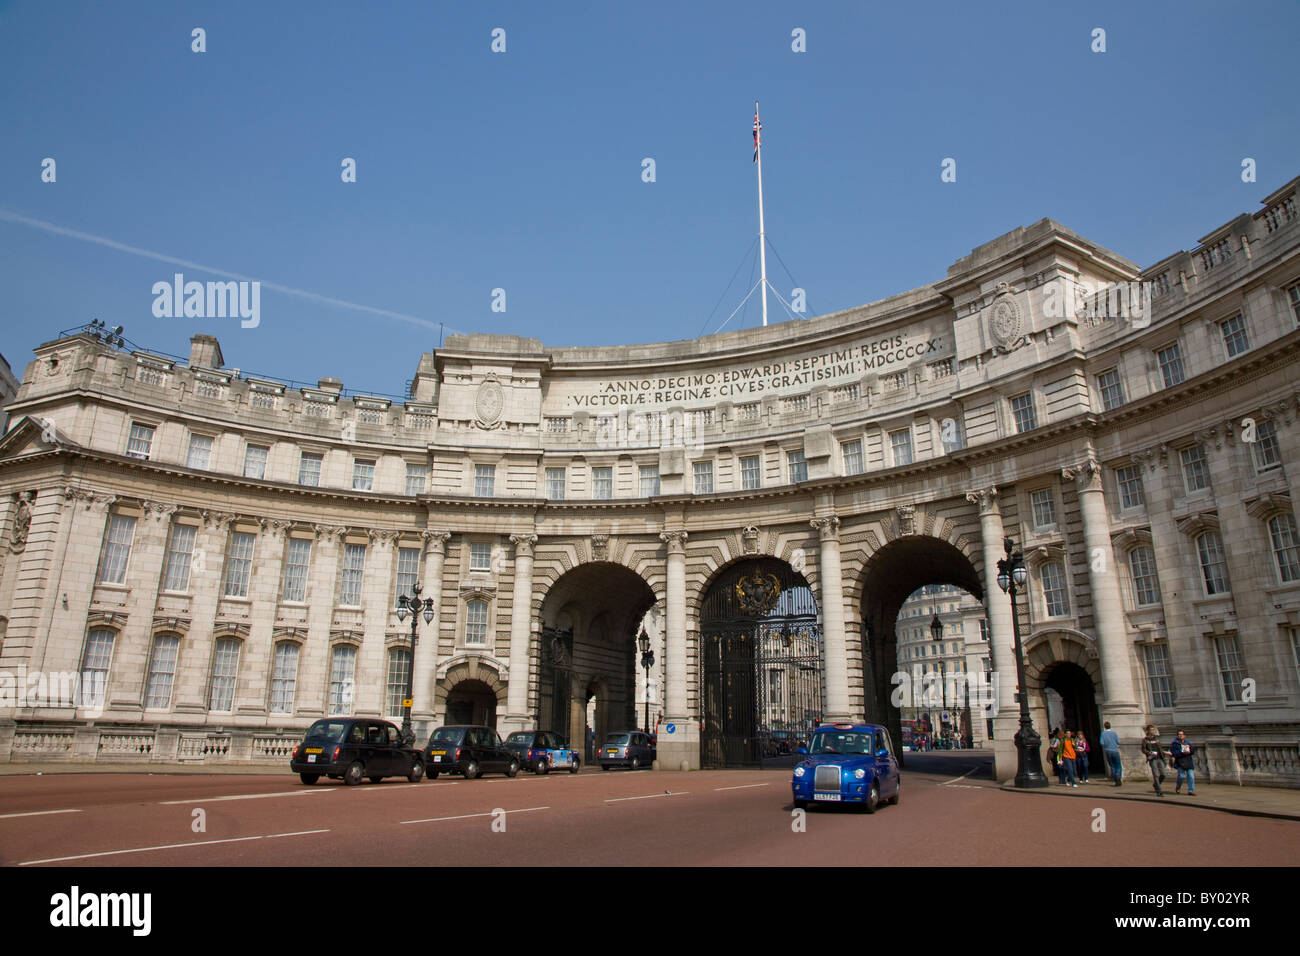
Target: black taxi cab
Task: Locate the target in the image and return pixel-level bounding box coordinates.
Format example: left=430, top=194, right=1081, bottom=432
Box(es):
left=290, top=717, right=426, bottom=786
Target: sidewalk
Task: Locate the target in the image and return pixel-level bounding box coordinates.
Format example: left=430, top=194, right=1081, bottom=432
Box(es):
left=1000, top=775, right=1300, bottom=822
left=0, top=762, right=286, bottom=776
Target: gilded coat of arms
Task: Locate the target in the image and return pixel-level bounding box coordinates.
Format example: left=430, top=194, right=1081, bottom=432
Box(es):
left=735, top=571, right=781, bottom=616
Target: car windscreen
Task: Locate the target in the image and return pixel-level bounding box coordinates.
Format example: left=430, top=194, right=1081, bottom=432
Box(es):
left=809, top=731, right=872, bottom=755
left=606, top=733, right=631, bottom=744
left=504, top=733, right=533, bottom=746
left=305, top=720, right=349, bottom=742
left=428, top=728, right=466, bottom=745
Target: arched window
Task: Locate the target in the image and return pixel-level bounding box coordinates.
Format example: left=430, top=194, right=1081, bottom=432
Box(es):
left=269, top=642, right=301, bottom=714
left=329, top=645, right=357, bottom=714
left=79, top=628, right=117, bottom=708
left=1268, top=514, right=1300, bottom=583
left=1040, top=561, right=1070, bottom=617
left=208, top=637, right=242, bottom=711
left=144, top=633, right=181, bottom=709
left=1128, top=546, right=1161, bottom=606
left=1195, top=531, right=1230, bottom=595
left=386, top=647, right=413, bottom=718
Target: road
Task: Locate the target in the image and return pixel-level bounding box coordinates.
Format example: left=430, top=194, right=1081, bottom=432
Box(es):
left=1, top=757, right=1294, bottom=867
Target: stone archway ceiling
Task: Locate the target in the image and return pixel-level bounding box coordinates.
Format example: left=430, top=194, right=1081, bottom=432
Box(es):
left=540, top=562, right=657, bottom=639
left=860, top=536, right=984, bottom=616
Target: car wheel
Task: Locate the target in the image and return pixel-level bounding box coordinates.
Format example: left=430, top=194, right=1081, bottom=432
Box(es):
left=369, top=776, right=384, bottom=784
left=888, top=780, right=900, bottom=806
left=344, top=761, right=364, bottom=786
left=601, top=764, right=610, bottom=771
left=299, top=773, right=320, bottom=786
left=464, top=760, right=480, bottom=780
left=536, top=758, right=549, bottom=775
left=630, top=756, right=640, bottom=770
left=570, top=759, right=580, bottom=774
left=408, top=760, right=425, bottom=784
left=863, top=781, right=880, bottom=814
left=506, top=760, right=520, bottom=778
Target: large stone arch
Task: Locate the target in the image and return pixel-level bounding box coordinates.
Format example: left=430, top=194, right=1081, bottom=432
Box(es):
left=435, top=656, right=508, bottom=728
left=1023, top=629, right=1105, bottom=773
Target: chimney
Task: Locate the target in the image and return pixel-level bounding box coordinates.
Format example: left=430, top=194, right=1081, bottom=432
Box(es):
left=317, top=377, right=343, bottom=394
left=189, top=334, right=224, bottom=370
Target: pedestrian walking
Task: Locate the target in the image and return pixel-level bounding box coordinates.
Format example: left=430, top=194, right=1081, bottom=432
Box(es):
left=1100, top=720, right=1123, bottom=786
left=1170, top=730, right=1197, bottom=795
left=1141, top=724, right=1167, bottom=796
left=1048, top=728, right=1063, bottom=783
left=1060, top=729, right=1078, bottom=787
left=1074, top=731, right=1090, bottom=783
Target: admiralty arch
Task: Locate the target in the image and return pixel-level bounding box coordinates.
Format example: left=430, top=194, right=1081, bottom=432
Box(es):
left=2, top=176, right=1299, bottom=787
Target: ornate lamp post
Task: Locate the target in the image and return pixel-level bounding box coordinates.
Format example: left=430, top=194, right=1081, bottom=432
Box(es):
left=638, top=627, right=655, bottom=736
left=930, top=613, right=945, bottom=747
left=996, top=537, right=1049, bottom=788
left=395, top=583, right=435, bottom=747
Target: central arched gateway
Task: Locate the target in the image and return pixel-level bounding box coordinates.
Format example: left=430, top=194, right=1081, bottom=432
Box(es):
left=700, top=558, right=821, bottom=768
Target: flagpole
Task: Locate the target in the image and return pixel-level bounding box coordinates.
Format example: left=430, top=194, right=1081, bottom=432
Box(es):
left=755, top=100, right=769, bottom=327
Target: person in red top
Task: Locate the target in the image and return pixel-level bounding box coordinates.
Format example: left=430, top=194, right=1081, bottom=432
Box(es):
left=1060, top=730, right=1078, bottom=787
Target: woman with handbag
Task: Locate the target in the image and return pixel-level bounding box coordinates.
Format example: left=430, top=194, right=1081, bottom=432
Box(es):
left=1141, top=725, right=1167, bottom=797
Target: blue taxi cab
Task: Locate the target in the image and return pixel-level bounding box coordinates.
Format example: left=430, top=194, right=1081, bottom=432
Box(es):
left=791, top=722, right=901, bottom=813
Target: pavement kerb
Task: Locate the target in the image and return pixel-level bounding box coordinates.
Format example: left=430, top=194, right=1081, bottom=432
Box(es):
left=998, top=779, right=1300, bottom=823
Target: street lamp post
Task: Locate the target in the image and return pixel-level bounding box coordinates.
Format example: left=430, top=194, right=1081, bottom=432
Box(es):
left=930, top=613, right=944, bottom=748
left=395, top=583, right=435, bottom=747
left=996, top=537, right=1049, bottom=788
left=638, top=628, right=655, bottom=736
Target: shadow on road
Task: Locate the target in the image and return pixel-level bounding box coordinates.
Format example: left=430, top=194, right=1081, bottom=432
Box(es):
left=899, top=751, right=995, bottom=779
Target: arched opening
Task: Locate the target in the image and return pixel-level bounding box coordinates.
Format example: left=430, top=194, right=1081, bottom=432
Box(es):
left=699, top=558, right=821, bottom=769
left=537, top=562, right=656, bottom=753
left=445, top=678, right=498, bottom=728
left=1041, top=661, right=1102, bottom=774
left=859, top=536, right=985, bottom=761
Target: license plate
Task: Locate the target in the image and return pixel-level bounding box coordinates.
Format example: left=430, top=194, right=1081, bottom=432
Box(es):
left=813, top=793, right=841, bottom=801
left=433, top=755, right=442, bottom=762
left=431, top=750, right=446, bottom=756
left=307, top=754, right=316, bottom=763
left=305, top=748, right=322, bottom=755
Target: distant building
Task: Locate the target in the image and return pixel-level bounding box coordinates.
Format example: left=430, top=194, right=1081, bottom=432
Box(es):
left=895, top=584, right=989, bottom=746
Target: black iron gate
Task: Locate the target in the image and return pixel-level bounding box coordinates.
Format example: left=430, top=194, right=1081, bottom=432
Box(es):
left=537, top=627, right=572, bottom=741
left=701, top=560, right=822, bottom=768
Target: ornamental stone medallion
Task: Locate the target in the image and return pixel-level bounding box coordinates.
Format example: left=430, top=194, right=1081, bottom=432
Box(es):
left=988, top=282, right=1025, bottom=353
left=475, top=376, right=504, bottom=429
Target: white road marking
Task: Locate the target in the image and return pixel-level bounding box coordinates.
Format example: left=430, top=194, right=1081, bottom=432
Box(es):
left=713, top=783, right=771, bottom=792
left=0, top=808, right=83, bottom=820
left=159, top=789, right=333, bottom=804
left=940, top=766, right=981, bottom=786
left=18, top=829, right=329, bottom=866
left=400, top=806, right=549, bottom=825
left=604, top=791, right=689, bottom=802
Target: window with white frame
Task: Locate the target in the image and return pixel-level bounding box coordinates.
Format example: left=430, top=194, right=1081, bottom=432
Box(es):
left=339, top=543, right=366, bottom=605
left=352, top=459, right=375, bottom=491
left=161, top=523, right=196, bottom=592
left=841, top=439, right=863, bottom=476
left=640, top=465, right=660, bottom=497
left=1180, top=445, right=1210, bottom=493
left=386, top=647, right=412, bottom=718
left=394, top=547, right=420, bottom=604
left=469, top=542, right=492, bottom=572
left=126, top=423, right=154, bottom=460
left=1010, top=392, right=1037, bottom=433
left=186, top=434, right=213, bottom=470
left=1157, top=343, right=1186, bottom=388
left=243, top=444, right=268, bottom=479
left=79, top=629, right=115, bottom=708
left=592, top=466, right=613, bottom=500
left=740, top=455, right=761, bottom=490
left=1268, top=513, right=1300, bottom=583
left=1097, top=368, right=1125, bottom=411
left=465, top=599, right=488, bottom=646
left=1196, top=530, right=1230, bottom=594
left=269, top=642, right=300, bottom=714
left=144, top=634, right=180, bottom=709
left=693, top=460, right=714, bottom=494
left=546, top=467, right=567, bottom=500
left=1040, top=561, right=1069, bottom=616
left=1289, top=283, right=1300, bottom=325
left=208, top=638, right=240, bottom=711
left=1252, top=420, right=1282, bottom=473
left=281, top=538, right=312, bottom=602
left=1116, top=464, right=1145, bottom=509
left=1213, top=635, right=1247, bottom=702
left=890, top=429, right=914, bottom=467
left=1142, top=643, right=1175, bottom=709
left=96, top=514, right=137, bottom=585
left=298, top=452, right=322, bottom=487
left=1030, top=488, right=1057, bottom=529
left=328, top=645, right=356, bottom=713
left=1221, top=314, right=1250, bottom=357
left=405, top=463, right=427, bottom=496
left=222, top=531, right=256, bottom=598
left=787, top=450, right=807, bottom=483
left=1129, top=545, right=1161, bottom=606
left=474, top=464, right=495, bottom=497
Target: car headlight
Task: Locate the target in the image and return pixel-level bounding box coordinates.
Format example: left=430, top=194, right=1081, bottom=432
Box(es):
left=793, top=766, right=806, bottom=778
left=854, top=768, right=867, bottom=779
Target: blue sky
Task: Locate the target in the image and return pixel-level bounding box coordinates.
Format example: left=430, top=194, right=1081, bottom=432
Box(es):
left=2, top=0, right=1297, bottom=397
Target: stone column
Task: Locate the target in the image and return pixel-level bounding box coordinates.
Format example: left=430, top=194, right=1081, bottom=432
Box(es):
left=810, top=514, right=852, bottom=721
left=501, top=532, right=537, bottom=734
left=414, top=530, right=449, bottom=732
left=1063, top=454, right=1144, bottom=740
left=658, top=529, right=697, bottom=770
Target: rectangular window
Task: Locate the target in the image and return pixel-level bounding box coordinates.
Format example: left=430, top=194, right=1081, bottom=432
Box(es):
left=394, top=547, right=420, bottom=604
left=740, top=455, right=761, bottom=491
left=545, top=416, right=568, bottom=433
left=126, top=423, right=154, bottom=460
left=1181, top=445, right=1209, bottom=494
left=469, top=542, right=492, bottom=572
left=96, top=514, right=137, bottom=585
left=474, top=464, right=495, bottom=497
left=1221, top=314, right=1250, bottom=358
left=243, top=444, right=268, bottom=479
left=787, top=450, right=807, bottom=483
left=1252, top=420, right=1282, bottom=473
left=339, top=543, right=366, bottom=606
left=1197, top=531, right=1230, bottom=595
left=386, top=648, right=412, bottom=718
left=1288, top=283, right=1300, bottom=325
left=79, top=629, right=115, bottom=708
left=1142, top=643, right=1175, bottom=710
left=592, top=466, right=613, bottom=500
left=1030, top=488, right=1057, bottom=529
left=465, top=600, right=488, bottom=646
left=639, top=465, right=660, bottom=497
left=405, top=463, right=428, bottom=496
left=281, top=538, right=312, bottom=602
left=1268, top=515, right=1300, bottom=583
left=352, top=459, right=375, bottom=491
left=222, top=531, right=256, bottom=598
left=1010, top=393, right=1037, bottom=433
left=1097, top=368, right=1125, bottom=411
left=1214, top=636, right=1247, bottom=703
left=1117, top=464, right=1145, bottom=509
left=890, top=429, right=913, bottom=467
left=144, top=634, right=180, bottom=709
left=269, top=642, right=300, bottom=714
left=693, top=460, right=714, bottom=494
left=329, top=645, right=356, bottom=714
left=842, top=439, right=863, bottom=476
left=208, top=638, right=240, bottom=711
left=1129, top=546, right=1161, bottom=606
left=546, top=467, right=567, bottom=500
left=161, top=523, right=197, bottom=592
left=186, top=434, right=213, bottom=470
left=298, top=452, right=322, bottom=487
left=1157, top=343, right=1186, bottom=388
left=1041, top=562, right=1069, bottom=616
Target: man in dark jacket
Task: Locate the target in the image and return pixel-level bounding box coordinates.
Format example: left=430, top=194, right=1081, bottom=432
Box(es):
left=1141, top=725, right=1167, bottom=797
left=1169, top=730, right=1197, bottom=795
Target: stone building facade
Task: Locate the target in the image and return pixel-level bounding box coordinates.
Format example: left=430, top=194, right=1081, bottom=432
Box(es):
left=2, top=177, right=1299, bottom=784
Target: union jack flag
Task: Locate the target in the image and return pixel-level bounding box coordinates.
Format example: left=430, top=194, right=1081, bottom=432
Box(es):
left=753, top=111, right=762, bottom=162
